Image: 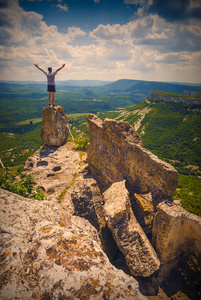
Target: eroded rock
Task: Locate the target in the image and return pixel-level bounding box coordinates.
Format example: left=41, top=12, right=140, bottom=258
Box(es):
left=41, top=105, right=69, bottom=147
left=152, top=200, right=201, bottom=264
left=0, top=188, right=146, bottom=300
left=130, top=192, right=155, bottom=235
left=24, top=143, right=82, bottom=201
left=71, top=168, right=119, bottom=259
left=87, top=114, right=178, bottom=209
left=149, top=91, right=201, bottom=105
left=103, top=181, right=160, bottom=277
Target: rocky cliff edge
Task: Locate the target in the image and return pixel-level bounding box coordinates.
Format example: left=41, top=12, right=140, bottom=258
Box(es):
left=87, top=113, right=178, bottom=210
left=1, top=110, right=201, bottom=299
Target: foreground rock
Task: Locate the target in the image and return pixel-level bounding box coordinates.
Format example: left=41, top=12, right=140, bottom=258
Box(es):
left=103, top=181, right=160, bottom=277
left=41, top=105, right=69, bottom=147
left=0, top=188, right=146, bottom=300
left=87, top=114, right=178, bottom=209
left=152, top=200, right=201, bottom=264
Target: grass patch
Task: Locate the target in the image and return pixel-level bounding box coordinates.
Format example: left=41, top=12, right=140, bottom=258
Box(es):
left=173, top=175, right=201, bottom=217
left=0, top=168, right=47, bottom=200
left=66, top=113, right=89, bottom=118
left=57, top=172, right=77, bottom=203
left=16, top=118, right=42, bottom=125
left=150, top=90, right=199, bottom=98
left=179, top=254, right=201, bottom=299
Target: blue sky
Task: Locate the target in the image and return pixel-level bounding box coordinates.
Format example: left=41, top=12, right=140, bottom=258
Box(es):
left=0, top=0, right=201, bottom=83
left=19, top=0, right=138, bottom=32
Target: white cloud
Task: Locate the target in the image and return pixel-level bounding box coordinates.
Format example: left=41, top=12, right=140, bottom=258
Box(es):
left=0, top=0, right=200, bottom=83
left=91, top=14, right=201, bottom=54
left=56, top=3, right=68, bottom=12
left=88, top=13, right=201, bottom=82
left=106, top=43, right=133, bottom=61
left=90, top=24, right=128, bottom=42
left=93, top=0, right=100, bottom=3
left=67, top=27, right=87, bottom=40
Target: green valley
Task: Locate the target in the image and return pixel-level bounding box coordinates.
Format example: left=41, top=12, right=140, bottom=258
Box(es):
left=97, top=99, right=201, bottom=216
left=0, top=80, right=201, bottom=216
left=98, top=99, right=201, bottom=175
left=1, top=79, right=201, bottom=127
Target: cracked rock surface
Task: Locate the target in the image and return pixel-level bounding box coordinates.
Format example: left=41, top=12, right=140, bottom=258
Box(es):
left=0, top=188, right=146, bottom=300
left=24, top=143, right=83, bottom=202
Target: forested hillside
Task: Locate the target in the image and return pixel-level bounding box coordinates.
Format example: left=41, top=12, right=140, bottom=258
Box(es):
left=97, top=99, right=201, bottom=216
left=99, top=99, right=201, bottom=175
left=0, top=123, right=43, bottom=169
left=0, top=82, right=201, bottom=216
left=1, top=79, right=201, bottom=126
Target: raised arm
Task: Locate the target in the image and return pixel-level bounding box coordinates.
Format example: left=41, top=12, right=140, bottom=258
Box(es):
left=34, top=64, right=44, bottom=72
left=56, top=64, right=65, bottom=72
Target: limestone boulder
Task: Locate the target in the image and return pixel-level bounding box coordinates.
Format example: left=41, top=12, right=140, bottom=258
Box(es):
left=0, top=188, right=146, bottom=300
left=152, top=200, right=201, bottom=264
left=103, top=181, right=160, bottom=277
left=41, top=105, right=69, bottom=147
left=87, top=114, right=178, bottom=209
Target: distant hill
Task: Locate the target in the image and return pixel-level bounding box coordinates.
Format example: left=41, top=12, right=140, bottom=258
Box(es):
left=1, top=78, right=201, bottom=92
left=0, top=81, right=46, bottom=85
left=149, top=90, right=201, bottom=105
left=93, top=79, right=201, bottom=98
left=57, top=80, right=113, bottom=87
left=55, top=79, right=201, bottom=102
left=1, top=78, right=201, bottom=127
left=0, top=80, right=112, bottom=87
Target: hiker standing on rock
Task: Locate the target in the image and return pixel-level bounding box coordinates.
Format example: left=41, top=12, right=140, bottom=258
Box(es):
left=34, top=64, right=65, bottom=106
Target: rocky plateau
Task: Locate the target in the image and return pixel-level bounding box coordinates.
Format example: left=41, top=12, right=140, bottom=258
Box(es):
left=1, top=107, right=201, bottom=299
left=149, top=91, right=201, bottom=105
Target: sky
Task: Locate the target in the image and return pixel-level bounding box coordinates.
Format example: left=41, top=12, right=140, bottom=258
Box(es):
left=0, top=0, right=201, bottom=83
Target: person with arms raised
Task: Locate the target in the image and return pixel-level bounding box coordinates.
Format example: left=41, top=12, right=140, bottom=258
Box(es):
left=34, top=64, right=65, bottom=106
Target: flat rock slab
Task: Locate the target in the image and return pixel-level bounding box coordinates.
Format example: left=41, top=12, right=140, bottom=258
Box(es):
left=87, top=114, right=178, bottom=209
left=103, top=181, right=160, bottom=277
left=0, top=188, right=146, bottom=300
left=24, top=143, right=83, bottom=201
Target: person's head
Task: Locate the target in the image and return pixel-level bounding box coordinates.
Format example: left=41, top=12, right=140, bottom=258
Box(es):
left=48, top=67, right=52, bottom=73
